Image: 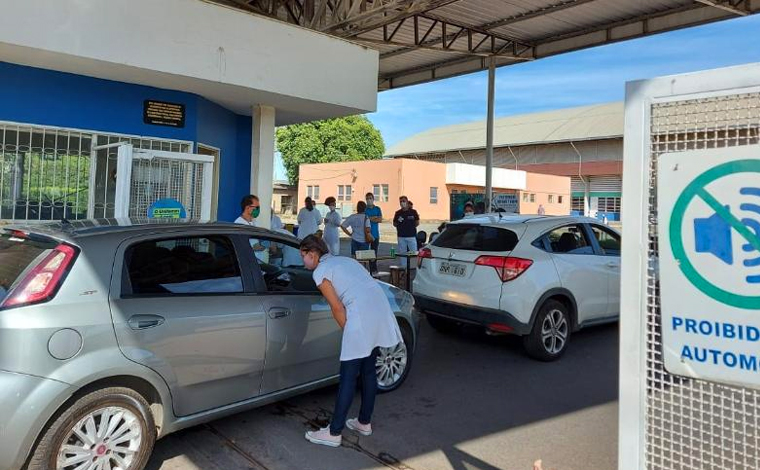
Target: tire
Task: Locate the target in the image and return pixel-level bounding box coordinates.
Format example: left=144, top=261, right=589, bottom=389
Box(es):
left=426, top=313, right=459, bottom=334
left=377, top=321, right=414, bottom=393
left=26, top=387, right=156, bottom=470
left=522, top=299, right=572, bottom=362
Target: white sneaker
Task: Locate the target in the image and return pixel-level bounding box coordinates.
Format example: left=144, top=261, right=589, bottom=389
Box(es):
left=346, top=418, right=373, bottom=436
left=305, top=427, right=342, bottom=447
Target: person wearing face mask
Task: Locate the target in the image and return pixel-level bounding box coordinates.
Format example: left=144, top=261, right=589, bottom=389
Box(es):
left=323, top=196, right=342, bottom=255
left=364, top=193, right=383, bottom=274
left=463, top=201, right=475, bottom=217
left=341, top=201, right=373, bottom=257
left=297, top=196, right=323, bottom=239
left=299, top=235, right=403, bottom=448
left=393, top=195, right=420, bottom=254
left=235, top=194, right=268, bottom=261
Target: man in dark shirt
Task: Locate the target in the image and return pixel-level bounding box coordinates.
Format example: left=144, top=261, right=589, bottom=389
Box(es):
left=393, top=195, right=420, bottom=253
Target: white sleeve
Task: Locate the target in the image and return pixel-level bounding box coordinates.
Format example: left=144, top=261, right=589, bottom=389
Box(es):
left=313, top=262, right=332, bottom=288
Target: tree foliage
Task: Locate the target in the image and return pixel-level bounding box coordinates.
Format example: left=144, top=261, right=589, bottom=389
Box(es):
left=276, top=115, right=384, bottom=185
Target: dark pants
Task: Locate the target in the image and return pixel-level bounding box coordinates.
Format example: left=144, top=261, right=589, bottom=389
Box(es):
left=330, top=348, right=379, bottom=436
left=369, top=239, right=380, bottom=274
left=351, top=239, right=369, bottom=256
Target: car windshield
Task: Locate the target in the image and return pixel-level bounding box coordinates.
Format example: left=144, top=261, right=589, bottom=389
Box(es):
left=432, top=224, right=518, bottom=252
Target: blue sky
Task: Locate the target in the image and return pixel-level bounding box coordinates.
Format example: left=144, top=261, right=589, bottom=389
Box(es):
left=275, top=14, right=760, bottom=180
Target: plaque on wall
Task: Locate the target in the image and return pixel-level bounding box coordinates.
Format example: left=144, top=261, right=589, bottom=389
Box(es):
left=143, top=100, right=185, bottom=128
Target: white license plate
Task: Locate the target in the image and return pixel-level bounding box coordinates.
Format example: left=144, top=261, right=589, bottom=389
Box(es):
left=439, top=262, right=467, bottom=277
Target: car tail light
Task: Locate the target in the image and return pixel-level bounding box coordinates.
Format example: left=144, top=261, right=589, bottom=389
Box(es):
left=474, top=256, right=533, bottom=282
left=1, top=243, right=78, bottom=309
left=417, top=247, right=432, bottom=268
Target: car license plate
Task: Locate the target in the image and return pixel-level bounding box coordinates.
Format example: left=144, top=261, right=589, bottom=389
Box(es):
left=439, top=262, right=466, bottom=277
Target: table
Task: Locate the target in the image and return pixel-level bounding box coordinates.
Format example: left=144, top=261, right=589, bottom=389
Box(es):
left=395, top=252, right=418, bottom=293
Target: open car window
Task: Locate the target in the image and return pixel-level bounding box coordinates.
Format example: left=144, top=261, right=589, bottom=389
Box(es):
left=248, top=235, right=319, bottom=293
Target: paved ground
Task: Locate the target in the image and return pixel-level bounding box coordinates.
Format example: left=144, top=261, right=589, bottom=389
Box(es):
left=146, top=274, right=619, bottom=470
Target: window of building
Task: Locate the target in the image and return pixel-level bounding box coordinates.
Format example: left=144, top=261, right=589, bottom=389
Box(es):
left=597, top=197, right=622, bottom=213
left=307, top=185, right=320, bottom=201
left=430, top=187, right=438, bottom=204
left=337, top=185, right=352, bottom=202
left=572, top=197, right=584, bottom=212
left=530, top=194, right=535, bottom=203
left=125, top=236, right=242, bottom=296
left=558, top=195, right=564, bottom=204
left=522, top=193, right=528, bottom=202
left=373, top=184, right=390, bottom=202
left=548, top=195, right=554, bottom=204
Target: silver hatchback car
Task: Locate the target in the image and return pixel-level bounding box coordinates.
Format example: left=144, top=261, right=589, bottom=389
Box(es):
left=0, top=220, right=418, bottom=470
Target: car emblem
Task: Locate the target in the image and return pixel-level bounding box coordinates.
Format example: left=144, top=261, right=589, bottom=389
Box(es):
left=448, top=252, right=455, bottom=259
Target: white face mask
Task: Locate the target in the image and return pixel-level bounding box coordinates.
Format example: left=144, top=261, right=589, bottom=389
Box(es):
left=366, top=199, right=374, bottom=207
left=401, top=201, right=408, bottom=209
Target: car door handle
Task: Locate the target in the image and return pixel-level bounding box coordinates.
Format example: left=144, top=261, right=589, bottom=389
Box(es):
left=268, top=308, right=291, bottom=319
left=128, top=315, right=165, bottom=330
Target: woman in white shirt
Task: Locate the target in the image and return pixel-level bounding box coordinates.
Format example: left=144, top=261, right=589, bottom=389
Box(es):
left=322, top=196, right=342, bottom=256
left=299, top=235, right=403, bottom=448
left=341, top=201, right=373, bottom=257
left=297, top=197, right=322, bottom=239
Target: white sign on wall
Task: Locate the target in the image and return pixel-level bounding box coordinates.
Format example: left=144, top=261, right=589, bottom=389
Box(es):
left=658, top=146, right=760, bottom=389
left=492, top=194, right=518, bottom=213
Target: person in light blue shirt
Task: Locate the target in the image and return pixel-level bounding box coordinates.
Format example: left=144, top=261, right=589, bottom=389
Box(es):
left=364, top=192, right=383, bottom=274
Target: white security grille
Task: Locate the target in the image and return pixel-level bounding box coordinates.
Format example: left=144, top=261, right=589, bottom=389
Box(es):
left=571, top=176, right=587, bottom=194
left=129, top=156, right=205, bottom=219
left=91, top=135, right=191, bottom=219
left=645, top=93, right=760, bottom=470
left=0, top=124, right=92, bottom=221
left=0, top=121, right=191, bottom=221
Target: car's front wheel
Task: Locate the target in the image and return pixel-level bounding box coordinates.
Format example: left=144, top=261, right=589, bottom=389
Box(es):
left=27, top=387, right=156, bottom=470
left=376, top=321, right=414, bottom=393
left=523, top=299, right=571, bottom=361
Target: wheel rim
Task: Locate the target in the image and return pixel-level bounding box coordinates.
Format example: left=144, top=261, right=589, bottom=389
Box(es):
left=541, top=309, right=568, bottom=355
left=376, top=342, right=408, bottom=388
left=57, top=406, right=142, bottom=470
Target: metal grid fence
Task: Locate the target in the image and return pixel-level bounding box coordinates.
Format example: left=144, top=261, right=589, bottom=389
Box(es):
left=128, top=156, right=204, bottom=219
left=646, top=93, right=760, bottom=470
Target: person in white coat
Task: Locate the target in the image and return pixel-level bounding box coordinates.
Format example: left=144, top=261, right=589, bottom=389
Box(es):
left=322, top=196, right=342, bottom=256
left=299, top=235, right=403, bottom=448
left=297, top=197, right=322, bottom=239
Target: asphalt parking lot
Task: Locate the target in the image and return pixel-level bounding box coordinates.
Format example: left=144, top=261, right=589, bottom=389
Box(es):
left=147, top=318, right=619, bottom=470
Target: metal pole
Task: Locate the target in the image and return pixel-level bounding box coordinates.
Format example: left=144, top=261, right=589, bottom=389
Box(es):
left=485, top=56, right=495, bottom=212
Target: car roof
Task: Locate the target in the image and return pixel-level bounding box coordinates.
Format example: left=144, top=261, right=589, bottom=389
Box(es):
left=2, top=218, right=291, bottom=242
left=447, top=213, right=602, bottom=227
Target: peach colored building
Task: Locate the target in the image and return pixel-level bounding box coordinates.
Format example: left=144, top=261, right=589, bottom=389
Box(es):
left=298, top=159, right=569, bottom=221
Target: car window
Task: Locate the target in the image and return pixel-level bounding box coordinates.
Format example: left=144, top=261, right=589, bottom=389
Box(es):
left=125, top=235, right=243, bottom=295
left=589, top=225, right=621, bottom=256
left=248, top=236, right=318, bottom=293
left=432, top=224, right=519, bottom=252
left=545, top=224, right=594, bottom=255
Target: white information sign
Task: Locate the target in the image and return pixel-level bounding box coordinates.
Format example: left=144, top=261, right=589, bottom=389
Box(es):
left=492, top=194, right=518, bottom=213
left=658, top=146, right=760, bottom=389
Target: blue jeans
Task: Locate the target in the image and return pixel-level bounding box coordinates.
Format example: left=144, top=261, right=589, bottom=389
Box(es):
left=351, top=239, right=369, bottom=256
left=330, top=348, right=379, bottom=435
left=369, top=239, right=380, bottom=273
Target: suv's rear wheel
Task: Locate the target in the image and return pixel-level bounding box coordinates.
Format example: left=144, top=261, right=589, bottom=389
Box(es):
left=523, top=300, right=571, bottom=361
left=377, top=321, right=414, bottom=393
left=27, top=387, right=156, bottom=470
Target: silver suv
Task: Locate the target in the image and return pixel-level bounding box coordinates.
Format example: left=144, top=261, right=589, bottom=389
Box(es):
left=0, top=220, right=417, bottom=470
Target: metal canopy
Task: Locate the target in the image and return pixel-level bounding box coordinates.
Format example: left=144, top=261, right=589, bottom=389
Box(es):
left=210, top=0, right=759, bottom=90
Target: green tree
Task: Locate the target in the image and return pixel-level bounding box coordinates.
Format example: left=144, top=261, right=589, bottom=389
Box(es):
left=276, top=115, right=385, bottom=185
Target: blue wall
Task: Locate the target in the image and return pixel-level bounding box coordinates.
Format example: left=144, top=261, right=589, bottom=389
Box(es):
left=0, top=62, right=252, bottom=222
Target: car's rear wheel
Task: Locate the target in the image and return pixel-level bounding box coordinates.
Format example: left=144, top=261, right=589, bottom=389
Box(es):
left=523, top=299, right=571, bottom=361
left=426, top=313, right=459, bottom=334
left=376, top=321, right=414, bottom=393
left=27, top=387, right=156, bottom=470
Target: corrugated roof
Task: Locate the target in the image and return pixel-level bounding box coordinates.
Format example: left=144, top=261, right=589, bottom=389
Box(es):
left=386, top=101, right=623, bottom=156
left=211, top=1, right=759, bottom=91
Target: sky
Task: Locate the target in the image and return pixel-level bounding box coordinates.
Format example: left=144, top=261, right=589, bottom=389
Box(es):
left=275, top=14, right=760, bottom=180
